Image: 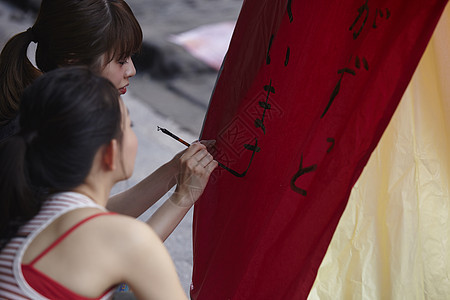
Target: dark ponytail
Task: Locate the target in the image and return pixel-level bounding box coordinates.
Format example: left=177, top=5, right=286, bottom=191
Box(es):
left=0, top=136, right=40, bottom=250
left=0, top=67, right=122, bottom=251
left=0, top=29, right=41, bottom=126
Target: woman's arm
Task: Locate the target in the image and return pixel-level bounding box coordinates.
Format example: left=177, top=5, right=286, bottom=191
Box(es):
left=145, top=198, right=190, bottom=242
left=112, top=217, right=189, bottom=300
left=146, top=142, right=218, bottom=241
left=106, top=158, right=178, bottom=217
left=107, top=142, right=217, bottom=241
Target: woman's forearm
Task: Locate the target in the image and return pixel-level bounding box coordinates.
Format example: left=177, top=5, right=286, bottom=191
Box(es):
left=145, top=195, right=192, bottom=242
left=107, top=142, right=216, bottom=242
left=107, top=160, right=177, bottom=217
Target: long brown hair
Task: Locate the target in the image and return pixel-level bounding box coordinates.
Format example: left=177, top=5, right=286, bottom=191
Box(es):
left=0, top=0, right=142, bottom=126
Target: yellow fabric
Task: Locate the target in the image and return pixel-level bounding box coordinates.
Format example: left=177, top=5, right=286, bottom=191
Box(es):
left=308, top=4, right=450, bottom=299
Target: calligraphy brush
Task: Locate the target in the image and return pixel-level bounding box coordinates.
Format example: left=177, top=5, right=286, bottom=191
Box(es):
left=157, top=126, right=190, bottom=147
left=156, top=126, right=249, bottom=177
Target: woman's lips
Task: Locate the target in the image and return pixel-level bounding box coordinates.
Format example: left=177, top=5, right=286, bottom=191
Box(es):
left=119, top=86, right=128, bottom=95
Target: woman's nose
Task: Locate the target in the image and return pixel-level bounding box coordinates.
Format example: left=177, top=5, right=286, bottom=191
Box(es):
left=125, top=58, right=136, bottom=78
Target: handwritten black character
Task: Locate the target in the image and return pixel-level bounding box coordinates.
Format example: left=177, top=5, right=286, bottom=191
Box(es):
left=287, top=0, right=293, bottom=23
left=349, top=0, right=369, bottom=40
left=322, top=56, right=369, bottom=118
left=321, top=68, right=355, bottom=118
left=255, top=80, right=275, bottom=134
left=285, top=47, right=290, bottom=66
left=219, top=138, right=260, bottom=177
left=327, top=138, right=335, bottom=153
left=355, top=56, right=369, bottom=70
left=266, top=34, right=274, bottom=64
left=373, top=8, right=391, bottom=28
left=290, top=154, right=317, bottom=196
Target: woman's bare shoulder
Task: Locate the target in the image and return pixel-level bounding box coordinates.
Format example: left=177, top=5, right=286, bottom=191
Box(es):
left=50, top=207, right=161, bottom=259
left=64, top=208, right=159, bottom=243
left=56, top=208, right=186, bottom=299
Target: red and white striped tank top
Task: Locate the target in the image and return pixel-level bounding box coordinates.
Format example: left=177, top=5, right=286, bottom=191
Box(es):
left=0, top=192, right=116, bottom=300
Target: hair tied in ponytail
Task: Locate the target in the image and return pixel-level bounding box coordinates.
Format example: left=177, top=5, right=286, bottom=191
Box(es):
left=26, top=27, right=38, bottom=43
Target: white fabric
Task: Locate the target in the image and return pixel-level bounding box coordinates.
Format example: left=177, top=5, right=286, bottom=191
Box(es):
left=309, top=4, right=450, bottom=299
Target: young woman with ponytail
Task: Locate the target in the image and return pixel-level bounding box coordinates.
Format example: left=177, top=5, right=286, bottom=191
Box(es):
left=0, top=67, right=217, bottom=299
left=0, top=0, right=142, bottom=138
left=0, top=0, right=216, bottom=242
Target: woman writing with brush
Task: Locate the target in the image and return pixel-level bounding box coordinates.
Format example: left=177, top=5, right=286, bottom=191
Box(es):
left=0, top=67, right=217, bottom=299
left=0, top=0, right=214, bottom=241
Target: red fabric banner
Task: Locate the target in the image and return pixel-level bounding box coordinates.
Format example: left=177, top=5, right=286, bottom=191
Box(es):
left=192, top=0, right=449, bottom=299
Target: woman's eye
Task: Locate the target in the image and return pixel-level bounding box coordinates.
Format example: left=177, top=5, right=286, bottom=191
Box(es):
left=118, top=59, right=128, bottom=65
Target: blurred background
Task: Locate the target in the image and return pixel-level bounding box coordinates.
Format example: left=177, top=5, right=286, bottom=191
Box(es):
left=0, top=0, right=243, bottom=297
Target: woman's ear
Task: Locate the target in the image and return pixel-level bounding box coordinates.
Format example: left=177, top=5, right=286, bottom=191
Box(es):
left=103, top=139, right=118, bottom=171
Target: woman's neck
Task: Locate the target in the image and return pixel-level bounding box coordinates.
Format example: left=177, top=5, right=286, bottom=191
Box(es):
left=72, top=180, right=113, bottom=208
